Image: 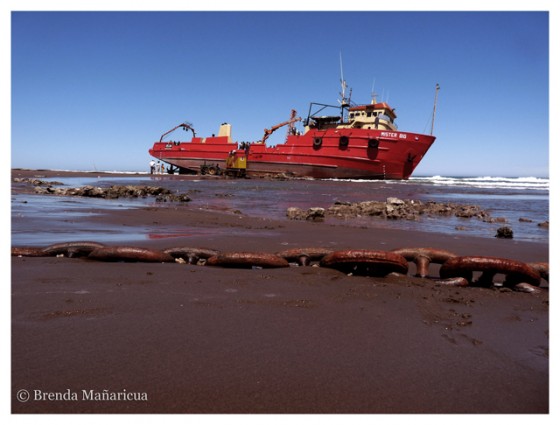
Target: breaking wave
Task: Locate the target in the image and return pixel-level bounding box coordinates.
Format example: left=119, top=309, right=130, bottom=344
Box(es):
left=409, top=176, right=549, bottom=191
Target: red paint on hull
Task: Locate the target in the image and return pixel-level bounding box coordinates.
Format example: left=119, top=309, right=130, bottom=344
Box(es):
left=149, top=128, right=435, bottom=180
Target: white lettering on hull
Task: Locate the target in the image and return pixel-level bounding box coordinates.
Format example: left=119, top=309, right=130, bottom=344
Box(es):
left=380, top=132, right=408, bottom=139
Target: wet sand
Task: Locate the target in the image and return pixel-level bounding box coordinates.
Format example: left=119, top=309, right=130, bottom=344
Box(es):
left=11, top=169, right=549, bottom=413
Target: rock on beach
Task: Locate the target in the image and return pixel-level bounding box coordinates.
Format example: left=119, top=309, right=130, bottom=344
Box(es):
left=33, top=184, right=192, bottom=202
left=287, top=197, right=492, bottom=222
left=495, top=226, right=514, bottom=239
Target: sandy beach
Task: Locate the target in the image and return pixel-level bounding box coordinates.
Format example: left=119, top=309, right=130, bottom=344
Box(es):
left=11, top=169, right=549, bottom=413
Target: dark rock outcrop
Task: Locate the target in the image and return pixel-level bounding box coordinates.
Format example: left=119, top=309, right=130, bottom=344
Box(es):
left=33, top=185, right=191, bottom=202
left=288, top=197, right=493, bottom=222
left=495, top=226, right=514, bottom=239
left=286, top=207, right=325, bottom=221
left=13, top=177, right=64, bottom=186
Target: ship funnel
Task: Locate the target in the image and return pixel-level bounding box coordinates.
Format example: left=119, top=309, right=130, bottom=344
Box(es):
left=218, top=123, right=233, bottom=143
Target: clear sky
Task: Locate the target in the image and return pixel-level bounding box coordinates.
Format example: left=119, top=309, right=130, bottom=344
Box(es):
left=9, top=3, right=552, bottom=177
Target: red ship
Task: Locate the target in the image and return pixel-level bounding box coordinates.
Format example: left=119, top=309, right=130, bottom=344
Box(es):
left=149, top=82, right=440, bottom=180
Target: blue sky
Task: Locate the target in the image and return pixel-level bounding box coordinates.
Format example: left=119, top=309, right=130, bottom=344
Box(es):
left=10, top=7, right=551, bottom=177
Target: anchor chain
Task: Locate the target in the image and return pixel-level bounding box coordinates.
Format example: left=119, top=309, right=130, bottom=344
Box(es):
left=12, top=241, right=549, bottom=292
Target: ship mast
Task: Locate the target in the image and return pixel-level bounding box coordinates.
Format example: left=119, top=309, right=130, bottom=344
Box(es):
left=430, top=83, right=440, bottom=135
left=338, top=52, right=351, bottom=122
left=339, top=53, right=349, bottom=106
left=371, top=78, right=377, bottom=104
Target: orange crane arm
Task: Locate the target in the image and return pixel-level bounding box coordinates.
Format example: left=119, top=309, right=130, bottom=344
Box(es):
left=159, top=121, right=196, bottom=142
left=261, top=109, right=301, bottom=144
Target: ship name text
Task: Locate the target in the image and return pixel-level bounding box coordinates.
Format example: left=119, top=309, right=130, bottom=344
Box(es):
left=380, top=132, right=407, bottom=139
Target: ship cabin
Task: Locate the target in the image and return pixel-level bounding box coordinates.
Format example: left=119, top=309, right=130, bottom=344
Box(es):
left=304, top=101, right=398, bottom=132
left=342, top=102, right=398, bottom=131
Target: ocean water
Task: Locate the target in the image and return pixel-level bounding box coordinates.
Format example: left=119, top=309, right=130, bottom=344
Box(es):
left=11, top=175, right=549, bottom=245
left=409, top=176, right=549, bottom=191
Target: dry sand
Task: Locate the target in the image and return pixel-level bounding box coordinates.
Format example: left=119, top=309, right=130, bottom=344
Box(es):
left=11, top=169, right=549, bottom=413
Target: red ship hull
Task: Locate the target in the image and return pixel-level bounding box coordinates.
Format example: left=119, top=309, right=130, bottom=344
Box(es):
left=149, top=127, right=435, bottom=180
